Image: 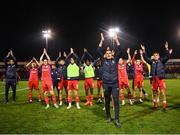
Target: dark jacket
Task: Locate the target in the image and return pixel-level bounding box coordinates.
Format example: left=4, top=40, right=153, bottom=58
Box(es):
left=4, top=56, right=17, bottom=80
left=143, top=50, right=170, bottom=79
left=56, top=64, right=67, bottom=80
left=93, top=59, right=103, bottom=80
left=97, top=46, right=121, bottom=84
left=51, top=70, right=58, bottom=84
left=55, top=56, right=67, bottom=80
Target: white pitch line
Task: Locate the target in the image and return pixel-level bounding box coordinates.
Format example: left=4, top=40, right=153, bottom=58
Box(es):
left=0, top=87, right=28, bottom=95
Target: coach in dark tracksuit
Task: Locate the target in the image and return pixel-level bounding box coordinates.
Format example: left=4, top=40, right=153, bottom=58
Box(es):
left=97, top=33, right=121, bottom=128
left=4, top=51, right=17, bottom=103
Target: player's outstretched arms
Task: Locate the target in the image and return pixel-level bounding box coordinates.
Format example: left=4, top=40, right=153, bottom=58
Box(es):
left=97, top=33, right=104, bottom=58
left=26, top=58, right=34, bottom=68
left=39, top=49, right=45, bottom=65
left=141, top=44, right=152, bottom=64
left=33, top=57, right=40, bottom=67
left=44, top=48, right=51, bottom=64
left=140, top=49, right=147, bottom=64
left=161, top=41, right=173, bottom=63
left=126, top=48, right=132, bottom=63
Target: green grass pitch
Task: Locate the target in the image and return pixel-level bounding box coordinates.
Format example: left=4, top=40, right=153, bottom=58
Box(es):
left=0, top=79, right=180, bottom=134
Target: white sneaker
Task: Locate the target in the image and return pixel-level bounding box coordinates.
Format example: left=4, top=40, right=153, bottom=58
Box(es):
left=129, top=99, right=133, bottom=105
left=54, top=104, right=59, bottom=109
left=122, top=100, right=125, bottom=106
left=102, top=107, right=105, bottom=111
left=76, top=102, right=81, bottom=109
left=45, top=104, right=50, bottom=109
left=139, top=99, right=143, bottom=103
left=144, top=93, right=148, bottom=98
left=67, top=103, right=72, bottom=109
left=59, top=101, right=63, bottom=106
left=29, top=99, right=32, bottom=103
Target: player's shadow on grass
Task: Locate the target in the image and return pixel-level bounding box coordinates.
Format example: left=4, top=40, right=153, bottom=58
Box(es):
left=86, top=104, right=106, bottom=119
left=121, top=107, right=154, bottom=124
left=81, top=97, right=106, bottom=119
left=1, top=100, right=31, bottom=106
left=165, top=97, right=180, bottom=110
left=168, top=103, right=180, bottom=110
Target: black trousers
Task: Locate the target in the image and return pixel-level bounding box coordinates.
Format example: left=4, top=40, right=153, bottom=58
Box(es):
left=103, top=83, right=119, bottom=121
left=53, top=81, right=59, bottom=98
left=5, top=79, right=17, bottom=102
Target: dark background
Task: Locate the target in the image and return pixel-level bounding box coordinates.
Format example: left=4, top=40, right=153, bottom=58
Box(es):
left=0, top=1, right=180, bottom=61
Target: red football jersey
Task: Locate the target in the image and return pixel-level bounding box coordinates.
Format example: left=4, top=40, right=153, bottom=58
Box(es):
left=29, top=68, right=38, bottom=81
left=134, top=63, right=143, bottom=77
left=41, top=64, right=52, bottom=80
left=118, top=63, right=128, bottom=79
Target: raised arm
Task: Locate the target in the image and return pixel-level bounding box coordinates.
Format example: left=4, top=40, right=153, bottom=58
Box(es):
left=113, top=33, right=121, bottom=62
left=33, top=57, right=40, bottom=67
left=39, top=49, right=45, bottom=66
left=160, top=41, right=172, bottom=64
left=55, top=51, right=61, bottom=66
left=81, top=48, right=86, bottom=62
left=140, top=49, right=147, bottom=64
left=141, top=44, right=153, bottom=64
left=86, top=49, right=94, bottom=61
left=97, top=33, right=104, bottom=58
left=10, top=50, right=17, bottom=66
left=3, top=51, right=11, bottom=68
left=132, top=50, right=137, bottom=64
left=26, top=58, right=34, bottom=68
left=65, top=48, right=76, bottom=65
left=93, top=58, right=100, bottom=67
left=74, top=52, right=81, bottom=65
left=44, top=48, right=51, bottom=64
left=63, top=52, right=67, bottom=58
left=126, top=48, right=131, bottom=63
left=81, top=48, right=94, bottom=62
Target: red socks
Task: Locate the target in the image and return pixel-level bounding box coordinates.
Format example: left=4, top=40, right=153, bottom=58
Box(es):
left=68, top=95, right=72, bottom=103
left=45, top=96, right=49, bottom=105
left=52, top=95, right=57, bottom=104
left=162, top=100, right=167, bottom=109
left=75, top=95, right=80, bottom=103
left=29, top=90, right=32, bottom=101
left=120, top=89, right=125, bottom=100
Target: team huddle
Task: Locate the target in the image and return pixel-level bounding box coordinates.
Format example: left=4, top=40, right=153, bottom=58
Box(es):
left=3, top=33, right=173, bottom=128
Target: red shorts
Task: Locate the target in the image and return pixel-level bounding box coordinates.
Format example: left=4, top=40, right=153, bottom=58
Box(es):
left=119, top=78, right=130, bottom=89
left=28, top=80, right=39, bottom=90
left=152, top=76, right=166, bottom=91
left=97, top=80, right=102, bottom=90
left=84, top=78, right=94, bottom=89
left=67, top=80, right=78, bottom=91
left=58, top=78, right=68, bottom=90
left=42, top=79, right=53, bottom=92
left=134, top=77, right=144, bottom=89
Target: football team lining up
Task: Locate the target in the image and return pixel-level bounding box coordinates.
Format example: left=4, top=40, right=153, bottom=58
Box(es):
left=3, top=33, right=173, bottom=128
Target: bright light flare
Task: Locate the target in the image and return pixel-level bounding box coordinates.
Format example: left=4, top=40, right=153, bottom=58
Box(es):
left=42, top=30, right=52, bottom=38
left=43, top=33, right=51, bottom=38
left=108, top=27, right=120, bottom=38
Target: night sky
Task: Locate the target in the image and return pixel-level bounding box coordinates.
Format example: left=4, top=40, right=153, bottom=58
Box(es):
left=0, top=1, right=180, bottom=61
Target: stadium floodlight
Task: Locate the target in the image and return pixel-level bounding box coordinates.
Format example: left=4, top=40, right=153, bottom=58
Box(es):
left=42, top=29, right=52, bottom=50
left=108, top=27, right=120, bottom=38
